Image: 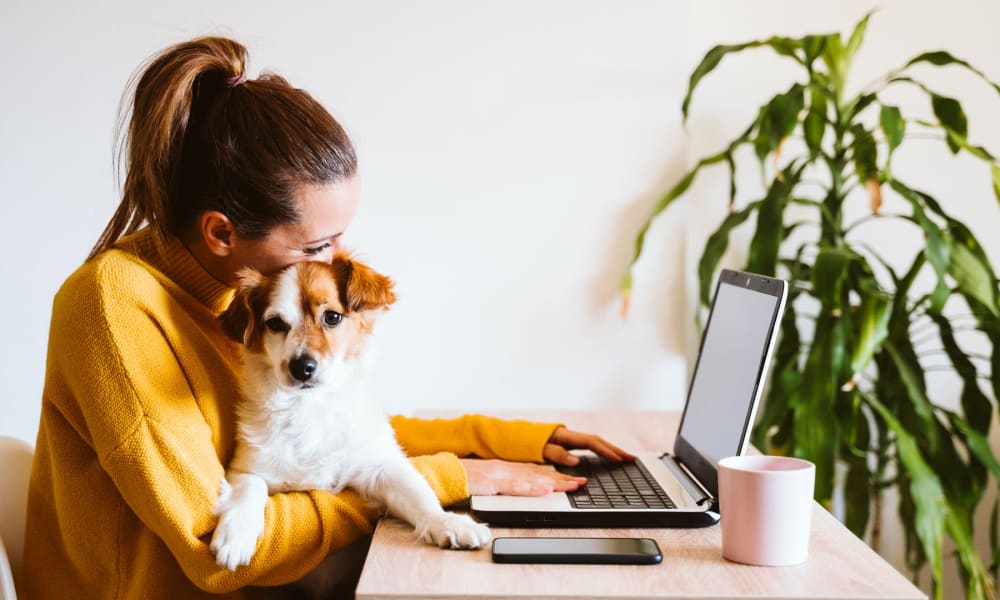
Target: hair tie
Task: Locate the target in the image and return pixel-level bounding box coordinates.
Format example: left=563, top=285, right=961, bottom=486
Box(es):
left=226, top=72, right=247, bottom=88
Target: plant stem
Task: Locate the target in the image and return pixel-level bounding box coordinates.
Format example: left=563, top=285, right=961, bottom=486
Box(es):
left=872, top=490, right=883, bottom=553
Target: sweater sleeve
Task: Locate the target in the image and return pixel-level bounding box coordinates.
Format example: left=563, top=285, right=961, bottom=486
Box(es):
left=390, top=414, right=563, bottom=464
left=407, top=452, right=470, bottom=507
left=49, top=263, right=457, bottom=592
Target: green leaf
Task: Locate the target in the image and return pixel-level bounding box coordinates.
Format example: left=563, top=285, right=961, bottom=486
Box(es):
left=752, top=300, right=801, bottom=452
left=896, top=252, right=925, bottom=303
left=944, top=411, right=995, bottom=473
left=913, top=187, right=1000, bottom=317
left=913, top=118, right=996, bottom=162
left=879, top=104, right=905, bottom=152
left=622, top=150, right=730, bottom=296
left=843, top=399, right=872, bottom=537
left=789, top=197, right=836, bottom=230
left=796, top=311, right=843, bottom=502
left=897, top=476, right=926, bottom=575
left=949, top=231, right=1000, bottom=317
left=802, top=35, right=827, bottom=66
left=850, top=292, right=892, bottom=376
left=697, top=200, right=761, bottom=305
left=864, top=392, right=946, bottom=598
left=905, top=50, right=1000, bottom=99
left=851, top=124, right=878, bottom=183
left=811, top=248, right=852, bottom=305
left=725, top=153, right=737, bottom=206
left=883, top=340, right=942, bottom=452
left=754, top=83, right=806, bottom=164
left=804, top=84, right=827, bottom=155
left=821, top=33, right=846, bottom=95
left=932, top=315, right=992, bottom=451
left=904, top=186, right=1000, bottom=318
left=844, top=447, right=871, bottom=537
left=992, top=499, right=1000, bottom=574
left=847, top=93, right=877, bottom=121
left=993, top=328, right=1000, bottom=424
left=931, top=94, right=968, bottom=154
left=888, top=179, right=951, bottom=313
left=747, top=162, right=802, bottom=276
left=683, top=37, right=803, bottom=122
left=993, top=163, right=1000, bottom=205
left=845, top=10, right=876, bottom=66
left=882, top=335, right=982, bottom=526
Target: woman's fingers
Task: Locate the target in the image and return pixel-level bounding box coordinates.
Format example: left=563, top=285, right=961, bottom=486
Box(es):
left=460, top=458, right=587, bottom=497
left=542, top=443, right=580, bottom=466
left=547, top=427, right=637, bottom=463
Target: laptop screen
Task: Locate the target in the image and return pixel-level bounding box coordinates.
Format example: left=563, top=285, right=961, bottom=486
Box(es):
left=673, top=269, right=787, bottom=499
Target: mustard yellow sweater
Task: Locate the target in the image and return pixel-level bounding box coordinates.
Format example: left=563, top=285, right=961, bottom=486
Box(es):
left=21, top=228, right=559, bottom=599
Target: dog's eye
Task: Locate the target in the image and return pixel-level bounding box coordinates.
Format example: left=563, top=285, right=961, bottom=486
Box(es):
left=323, top=311, right=343, bottom=328
left=265, top=317, right=290, bottom=333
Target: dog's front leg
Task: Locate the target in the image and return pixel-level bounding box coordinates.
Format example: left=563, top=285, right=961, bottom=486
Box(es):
left=209, top=470, right=269, bottom=571
left=360, top=458, right=491, bottom=549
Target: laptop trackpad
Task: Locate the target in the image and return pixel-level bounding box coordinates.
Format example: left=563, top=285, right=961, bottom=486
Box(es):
left=471, top=492, right=573, bottom=511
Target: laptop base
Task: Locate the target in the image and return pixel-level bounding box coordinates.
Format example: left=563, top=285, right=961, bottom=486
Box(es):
left=471, top=507, right=720, bottom=528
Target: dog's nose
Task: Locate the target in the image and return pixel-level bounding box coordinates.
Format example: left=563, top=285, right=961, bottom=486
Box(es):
left=289, top=356, right=318, bottom=382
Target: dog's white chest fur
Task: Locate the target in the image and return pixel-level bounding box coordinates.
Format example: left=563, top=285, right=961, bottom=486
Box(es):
left=232, top=375, right=395, bottom=495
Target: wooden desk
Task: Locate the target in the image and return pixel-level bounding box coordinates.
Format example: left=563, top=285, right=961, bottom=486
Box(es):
left=356, top=411, right=925, bottom=600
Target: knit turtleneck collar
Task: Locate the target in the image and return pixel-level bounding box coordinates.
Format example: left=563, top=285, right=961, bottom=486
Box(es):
left=114, top=227, right=235, bottom=314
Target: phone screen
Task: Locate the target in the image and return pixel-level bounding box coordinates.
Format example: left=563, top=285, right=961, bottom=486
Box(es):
left=492, top=537, right=662, bottom=564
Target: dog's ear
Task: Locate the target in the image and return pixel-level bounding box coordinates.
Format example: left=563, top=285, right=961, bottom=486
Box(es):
left=220, top=268, right=268, bottom=345
left=331, top=253, right=396, bottom=313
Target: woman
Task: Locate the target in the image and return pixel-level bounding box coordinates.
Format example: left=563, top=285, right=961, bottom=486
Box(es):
left=20, top=37, right=633, bottom=599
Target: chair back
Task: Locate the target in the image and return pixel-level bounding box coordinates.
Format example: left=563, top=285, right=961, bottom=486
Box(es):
left=0, top=436, right=33, bottom=598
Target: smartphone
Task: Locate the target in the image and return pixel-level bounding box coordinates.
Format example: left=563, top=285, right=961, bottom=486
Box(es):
left=491, top=537, right=663, bottom=565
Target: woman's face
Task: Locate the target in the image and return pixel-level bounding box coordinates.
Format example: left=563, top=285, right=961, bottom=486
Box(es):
left=229, top=175, right=361, bottom=277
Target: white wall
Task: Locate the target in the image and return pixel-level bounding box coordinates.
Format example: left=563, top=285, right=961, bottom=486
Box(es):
left=0, top=0, right=693, bottom=443
left=2, top=1, right=998, bottom=596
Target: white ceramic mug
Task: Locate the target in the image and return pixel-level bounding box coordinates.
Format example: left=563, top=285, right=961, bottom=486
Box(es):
left=717, top=455, right=816, bottom=566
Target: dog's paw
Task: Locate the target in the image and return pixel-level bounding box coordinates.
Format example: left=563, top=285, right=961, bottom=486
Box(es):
left=209, top=503, right=265, bottom=571
left=210, top=510, right=264, bottom=571
left=417, top=512, right=491, bottom=549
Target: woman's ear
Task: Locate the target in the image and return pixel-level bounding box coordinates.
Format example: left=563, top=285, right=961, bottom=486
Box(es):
left=220, top=268, right=267, bottom=345
left=199, top=211, right=237, bottom=257
left=331, top=252, right=396, bottom=313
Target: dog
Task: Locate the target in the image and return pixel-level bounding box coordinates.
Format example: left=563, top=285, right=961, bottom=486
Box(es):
left=209, top=253, right=491, bottom=575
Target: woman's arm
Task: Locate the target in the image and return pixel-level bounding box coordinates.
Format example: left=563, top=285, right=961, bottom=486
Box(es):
left=390, top=415, right=636, bottom=497
left=389, top=414, right=561, bottom=462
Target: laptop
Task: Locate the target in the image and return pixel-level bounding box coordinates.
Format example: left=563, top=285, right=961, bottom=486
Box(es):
left=471, top=268, right=788, bottom=528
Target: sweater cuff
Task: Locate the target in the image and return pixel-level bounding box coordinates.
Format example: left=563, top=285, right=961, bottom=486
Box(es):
left=494, top=420, right=564, bottom=463
left=409, top=452, right=470, bottom=507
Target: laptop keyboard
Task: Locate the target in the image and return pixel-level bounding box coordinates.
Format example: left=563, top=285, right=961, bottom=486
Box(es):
left=556, top=454, right=676, bottom=510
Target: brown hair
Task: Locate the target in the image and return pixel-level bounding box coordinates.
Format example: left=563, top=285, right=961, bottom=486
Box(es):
left=89, top=36, right=357, bottom=260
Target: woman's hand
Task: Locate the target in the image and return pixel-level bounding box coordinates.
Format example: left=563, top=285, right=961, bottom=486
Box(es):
left=460, top=427, right=636, bottom=497
left=460, top=458, right=587, bottom=496
left=543, top=426, right=636, bottom=466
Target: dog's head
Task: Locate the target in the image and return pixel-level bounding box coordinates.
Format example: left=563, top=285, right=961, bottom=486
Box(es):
left=220, top=252, right=396, bottom=390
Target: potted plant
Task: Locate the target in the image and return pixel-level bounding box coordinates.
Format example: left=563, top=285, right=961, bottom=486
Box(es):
left=621, top=12, right=1000, bottom=600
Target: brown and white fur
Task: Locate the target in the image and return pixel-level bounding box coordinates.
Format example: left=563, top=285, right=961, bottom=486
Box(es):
left=209, top=253, right=490, bottom=574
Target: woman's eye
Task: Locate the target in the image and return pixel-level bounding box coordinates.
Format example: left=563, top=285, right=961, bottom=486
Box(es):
left=323, top=311, right=343, bottom=328
left=303, top=243, right=332, bottom=256
left=265, top=317, right=289, bottom=333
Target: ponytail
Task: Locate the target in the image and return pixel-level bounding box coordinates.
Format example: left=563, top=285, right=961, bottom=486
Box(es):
left=89, top=37, right=356, bottom=260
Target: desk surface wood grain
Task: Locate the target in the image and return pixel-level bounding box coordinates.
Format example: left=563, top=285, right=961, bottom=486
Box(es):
left=355, top=411, right=925, bottom=600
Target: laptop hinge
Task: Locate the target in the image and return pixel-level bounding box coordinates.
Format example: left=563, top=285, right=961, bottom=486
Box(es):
left=660, top=454, right=714, bottom=507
